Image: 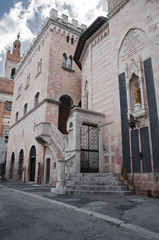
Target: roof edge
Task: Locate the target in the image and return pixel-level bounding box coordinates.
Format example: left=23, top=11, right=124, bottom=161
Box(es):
left=74, top=16, right=107, bottom=70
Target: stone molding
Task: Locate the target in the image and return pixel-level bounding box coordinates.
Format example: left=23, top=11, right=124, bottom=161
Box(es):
left=0, top=93, right=13, bottom=102
left=80, top=22, right=109, bottom=66
left=107, top=0, right=130, bottom=19
left=10, top=98, right=60, bottom=130
left=72, top=107, right=105, bottom=118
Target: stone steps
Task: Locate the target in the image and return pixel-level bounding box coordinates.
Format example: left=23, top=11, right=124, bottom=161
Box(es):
left=65, top=185, right=128, bottom=191
left=52, top=173, right=133, bottom=196
left=63, top=190, right=133, bottom=196
left=66, top=180, right=124, bottom=186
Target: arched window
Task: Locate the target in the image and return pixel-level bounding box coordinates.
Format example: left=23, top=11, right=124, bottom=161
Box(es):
left=67, top=36, right=69, bottom=43
left=68, top=56, right=73, bottom=69
left=34, top=92, right=39, bottom=107
left=11, top=68, right=16, bottom=79
left=71, top=38, right=74, bottom=44
left=37, top=58, right=42, bottom=75
left=78, top=101, right=81, bottom=108
left=62, top=53, right=67, bottom=67
left=15, top=111, right=19, bottom=122
left=26, top=73, right=30, bottom=88
left=23, top=103, right=28, bottom=116
left=40, top=58, right=42, bottom=72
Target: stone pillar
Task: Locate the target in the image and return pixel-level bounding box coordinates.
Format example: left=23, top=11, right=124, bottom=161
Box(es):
left=138, top=56, right=145, bottom=109
left=125, top=65, right=131, bottom=117
left=56, top=159, right=65, bottom=190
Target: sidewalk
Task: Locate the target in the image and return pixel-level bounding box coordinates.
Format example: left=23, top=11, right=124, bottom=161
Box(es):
left=1, top=180, right=159, bottom=239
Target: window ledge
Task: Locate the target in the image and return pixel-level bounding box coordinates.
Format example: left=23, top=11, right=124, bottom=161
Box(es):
left=61, top=66, right=75, bottom=72
left=128, top=106, right=146, bottom=119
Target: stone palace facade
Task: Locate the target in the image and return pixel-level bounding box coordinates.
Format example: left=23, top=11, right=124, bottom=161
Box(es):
left=5, top=0, right=159, bottom=192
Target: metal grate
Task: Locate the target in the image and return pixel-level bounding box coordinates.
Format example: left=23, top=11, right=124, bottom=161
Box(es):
left=80, top=124, right=99, bottom=173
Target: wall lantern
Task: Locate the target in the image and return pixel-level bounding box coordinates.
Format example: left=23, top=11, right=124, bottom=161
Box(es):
left=128, top=114, right=139, bottom=130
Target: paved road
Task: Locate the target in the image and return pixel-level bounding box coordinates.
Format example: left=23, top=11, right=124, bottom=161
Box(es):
left=0, top=186, right=147, bottom=240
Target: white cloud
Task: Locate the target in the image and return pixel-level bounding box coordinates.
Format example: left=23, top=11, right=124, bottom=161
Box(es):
left=0, top=0, right=108, bottom=76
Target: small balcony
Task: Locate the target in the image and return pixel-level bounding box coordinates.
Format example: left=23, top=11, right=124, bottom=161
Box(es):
left=35, top=122, right=51, bottom=145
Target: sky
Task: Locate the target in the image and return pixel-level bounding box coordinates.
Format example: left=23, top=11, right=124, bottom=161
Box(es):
left=0, top=0, right=108, bottom=77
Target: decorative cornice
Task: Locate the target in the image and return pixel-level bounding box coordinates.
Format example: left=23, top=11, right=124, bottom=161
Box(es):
left=10, top=98, right=60, bottom=130
left=80, top=22, right=109, bottom=65
left=107, top=0, right=130, bottom=19
left=74, top=16, right=107, bottom=69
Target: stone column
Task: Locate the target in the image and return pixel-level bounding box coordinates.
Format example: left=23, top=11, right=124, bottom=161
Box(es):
left=138, top=56, right=145, bottom=109
left=56, top=159, right=65, bottom=190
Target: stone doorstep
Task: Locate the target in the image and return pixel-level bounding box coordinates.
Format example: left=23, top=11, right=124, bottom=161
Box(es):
left=66, top=180, right=124, bottom=186
left=63, top=190, right=133, bottom=196
left=60, top=173, right=131, bottom=195
left=69, top=176, right=120, bottom=181
left=65, top=185, right=128, bottom=191
left=71, top=173, right=117, bottom=177
left=56, top=173, right=133, bottom=196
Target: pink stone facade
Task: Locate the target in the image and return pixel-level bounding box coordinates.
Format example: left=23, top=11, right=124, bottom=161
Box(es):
left=6, top=11, right=83, bottom=185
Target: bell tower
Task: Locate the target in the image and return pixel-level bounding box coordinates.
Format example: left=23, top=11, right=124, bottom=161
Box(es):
left=5, top=33, right=22, bottom=79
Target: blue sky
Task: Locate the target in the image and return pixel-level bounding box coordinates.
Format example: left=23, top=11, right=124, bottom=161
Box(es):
left=0, top=0, right=108, bottom=77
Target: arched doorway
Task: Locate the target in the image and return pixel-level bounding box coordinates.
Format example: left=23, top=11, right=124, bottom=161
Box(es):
left=10, top=152, right=15, bottom=179
left=29, top=146, right=36, bottom=182
left=18, top=150, right=24, bottom=181
left=45, top=158, right=50, bottom=184
left=58, top=95, right=73, bottom=134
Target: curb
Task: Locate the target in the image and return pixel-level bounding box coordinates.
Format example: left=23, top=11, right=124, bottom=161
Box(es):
left=2, top=185, right=159, bottom=240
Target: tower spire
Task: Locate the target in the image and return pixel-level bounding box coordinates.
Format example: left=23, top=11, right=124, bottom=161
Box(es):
left=5, top=33, right=22, bottom=79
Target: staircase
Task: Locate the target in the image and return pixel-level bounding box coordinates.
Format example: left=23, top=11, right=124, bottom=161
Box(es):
left=60, top=173, right=133, bottom=196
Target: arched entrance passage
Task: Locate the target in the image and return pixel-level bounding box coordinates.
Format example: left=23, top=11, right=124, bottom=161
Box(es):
left=58, top=95, right=73, bottom=134
left=18, top=150, right=24, bottom=181
left=29, top=146, right=36, bottom=182
left=10, top=152, right=15, bottom=179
